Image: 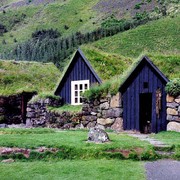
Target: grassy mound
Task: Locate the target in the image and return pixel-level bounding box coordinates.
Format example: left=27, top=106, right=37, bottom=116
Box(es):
left=0, top=60, right=61, bottom=95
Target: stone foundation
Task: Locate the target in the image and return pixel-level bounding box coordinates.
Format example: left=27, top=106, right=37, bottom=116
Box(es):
left=166, top=95, right=180, bottom=132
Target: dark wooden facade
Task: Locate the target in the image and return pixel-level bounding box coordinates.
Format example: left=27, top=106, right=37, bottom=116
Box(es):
left=55, top=48, right=101, bottom=104
left=119, top=56, right=169, bottom=133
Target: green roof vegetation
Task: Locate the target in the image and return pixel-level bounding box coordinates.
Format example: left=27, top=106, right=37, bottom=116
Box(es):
left=0, top=60, right=61, bottom=96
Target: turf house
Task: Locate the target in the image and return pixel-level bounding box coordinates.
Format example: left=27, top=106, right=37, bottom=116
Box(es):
left=119, top=56, right=169, bottom=133
left=55, top=48, right=102, bottom=105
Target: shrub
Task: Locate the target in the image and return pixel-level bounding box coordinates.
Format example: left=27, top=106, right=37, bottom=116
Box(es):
left=32, top=29, right=61, bottom=40
left=165, top=78, right=180, bottom=97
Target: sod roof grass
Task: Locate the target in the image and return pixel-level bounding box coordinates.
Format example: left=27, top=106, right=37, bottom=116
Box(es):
left=0, top=60, right=61, bottom=96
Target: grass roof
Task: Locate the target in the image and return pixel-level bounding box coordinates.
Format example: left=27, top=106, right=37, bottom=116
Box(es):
left=0, top=60, right=61, bottom=96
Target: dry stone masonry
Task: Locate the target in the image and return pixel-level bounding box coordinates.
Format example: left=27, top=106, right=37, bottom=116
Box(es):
left=26, top=93, right=123, bottom=131
left=166, top=95, right=180, bottom=132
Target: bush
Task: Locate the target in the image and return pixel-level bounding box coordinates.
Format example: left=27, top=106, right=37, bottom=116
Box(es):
left=165, top=78, right=180, bottom=97
left=32, top=29, right=61, bottom=40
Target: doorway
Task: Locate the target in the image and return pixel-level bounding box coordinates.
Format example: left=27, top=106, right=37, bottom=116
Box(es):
left=139, top=93, right=152, bottom=133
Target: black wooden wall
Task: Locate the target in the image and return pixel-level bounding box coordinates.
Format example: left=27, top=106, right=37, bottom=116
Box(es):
left=55, top=51, right=101, bottom=104
left=121, top=60, right=168, bottom=133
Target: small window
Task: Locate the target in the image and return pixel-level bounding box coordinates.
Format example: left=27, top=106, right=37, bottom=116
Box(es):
left=71, top=80, right=90, bottom=105
left=143, top=82, right=148, bottom=89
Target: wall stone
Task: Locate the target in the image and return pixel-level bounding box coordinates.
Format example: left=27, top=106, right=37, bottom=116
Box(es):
left=26, top=93, right=123, bottom=131
left=166, top=95, right=180, bottom=132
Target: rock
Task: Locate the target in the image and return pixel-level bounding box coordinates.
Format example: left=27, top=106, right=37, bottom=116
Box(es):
left=96, top=124, right=105, bottom=130
left=87, top=121, right=96, bottom=129
left=175, top=98, right=180, bottom=104
left=167, top=108, right=178, bottom=115
left=26, top=119, right=32, bottom=128
left=1, top=159, right=14, bottom=163
left=88, top=127, right=110, bottom=143
left=102, top=108, right=123, bottom=118
left=62, top=123, right=74, bottom=129
left=100, top=102, right=109, bottom=110
left=178, top=106, right=180, bottom=113
left=166, top=95, right=174, bottom=102
left=91, top=112, right=97, bottom=116
left=82, top=115, right=97, bottom=122
left=167, top=115, right=173, bottom=121
left=111, top=118, right=123, bottom=132
left=97, top=118, right=115, bottom=126
left=110, top=93, right=121, bottom=108
left=167, top=102, right=179, bottom=108
left=0, top=123, right=8, bottom=128
left=167, top=122, right=180, bottom=132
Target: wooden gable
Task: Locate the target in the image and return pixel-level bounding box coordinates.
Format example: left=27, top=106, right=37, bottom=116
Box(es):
left=55, top=48, right=101, bottom=104
left=119, top=56, right=169, bottom=133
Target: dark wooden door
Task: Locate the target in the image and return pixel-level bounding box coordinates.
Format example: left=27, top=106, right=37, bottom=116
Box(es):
left=139, top=93, right=152, bottom=133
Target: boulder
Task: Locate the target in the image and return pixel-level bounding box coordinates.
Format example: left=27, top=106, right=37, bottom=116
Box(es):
left=167, top=122, right=180, bottom=132
left=88, top=127, right=110, bottom=143
left=100, top=102, right=109, bottom=110
left=111, top=118, right=123, bottom=132
left=1, top=159, right=14, bottom=163
left=167, top=108, right=178, bottom=116
left=97, top=118, right=115, bottom=126
left=110, top=93, right=121, bottom=108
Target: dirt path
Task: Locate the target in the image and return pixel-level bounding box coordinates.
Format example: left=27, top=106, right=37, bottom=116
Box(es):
left=145, top=159, right=180, bottom=180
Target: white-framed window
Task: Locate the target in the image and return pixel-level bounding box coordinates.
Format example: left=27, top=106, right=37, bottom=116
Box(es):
left=71, top=80, right=89, bottom=105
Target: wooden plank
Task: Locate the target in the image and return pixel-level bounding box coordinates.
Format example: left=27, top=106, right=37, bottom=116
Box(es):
left=127, top=88, right=131, bottom=129
left=123, top=92, right=127, bottom=130
left=136, top=75, right=140, bottom=131
left=152, top=73, right=157, bottom=133
left=162, top=84, right=167, bottom=131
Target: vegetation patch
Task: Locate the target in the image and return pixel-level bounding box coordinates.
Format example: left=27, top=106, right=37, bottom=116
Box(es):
left=0, top=60, right=61, bottom=96
left=151, top=131, right=180, bottom=160
left=48, top=104, right=82, bottom=113
left=0, top=160, right=145, bottom=180
left=165, top=78, right=180, bottom=97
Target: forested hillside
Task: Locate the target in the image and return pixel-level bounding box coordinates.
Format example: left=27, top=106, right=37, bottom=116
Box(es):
left=0, top=0, right=179, bottom=79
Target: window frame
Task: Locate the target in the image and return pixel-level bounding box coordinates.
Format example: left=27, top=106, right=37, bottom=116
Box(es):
left=71, top=80, right=89, bottom=105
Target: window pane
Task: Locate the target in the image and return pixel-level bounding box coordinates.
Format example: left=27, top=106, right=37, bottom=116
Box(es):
left=75, top=98, right=78, bottom=103
left=75, top=85, right=78, bottom=90
left=80, top=84, right=83, bottom=90
left=75, top=91, right=78, bottom=96
left=85, top=84, right=88, bottom=89
left=80, top=97, right=82, bottom=103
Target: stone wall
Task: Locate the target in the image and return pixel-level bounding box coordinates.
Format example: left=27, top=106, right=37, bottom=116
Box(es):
left=166, top=95, right=180, bottom=132
left=26, top=98, right=62, bottom=127
left=26, top=93, right=123, bottom=131
left=82, top=93, right=123, bottom=131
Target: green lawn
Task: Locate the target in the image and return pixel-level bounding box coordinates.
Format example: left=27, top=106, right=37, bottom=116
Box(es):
left=0, top=160, right=145, bottom=180
left=0, top=129, right=151, bottom=150
left=0, top=128, right=154, bottom=160
left=152, top=131, right=180, bottom=160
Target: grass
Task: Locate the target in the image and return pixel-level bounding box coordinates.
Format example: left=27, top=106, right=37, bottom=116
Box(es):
left=0, top=160, right=145, bottom=180
left=48, top=104, right=82, bottom=113
left=81, top=46, right=133, bottom=80
left=152, top=131, right=180, bottom=160
left=0, top=60, right=61, bottom=95
left=0, top=129, right=154, bottom=161
left=89, top=15, right=180, bottom=58
left=0, top=0, right=100, bottom=53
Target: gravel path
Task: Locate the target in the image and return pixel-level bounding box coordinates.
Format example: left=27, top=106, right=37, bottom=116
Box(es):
left=145, top=159, right=180, bottom=180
